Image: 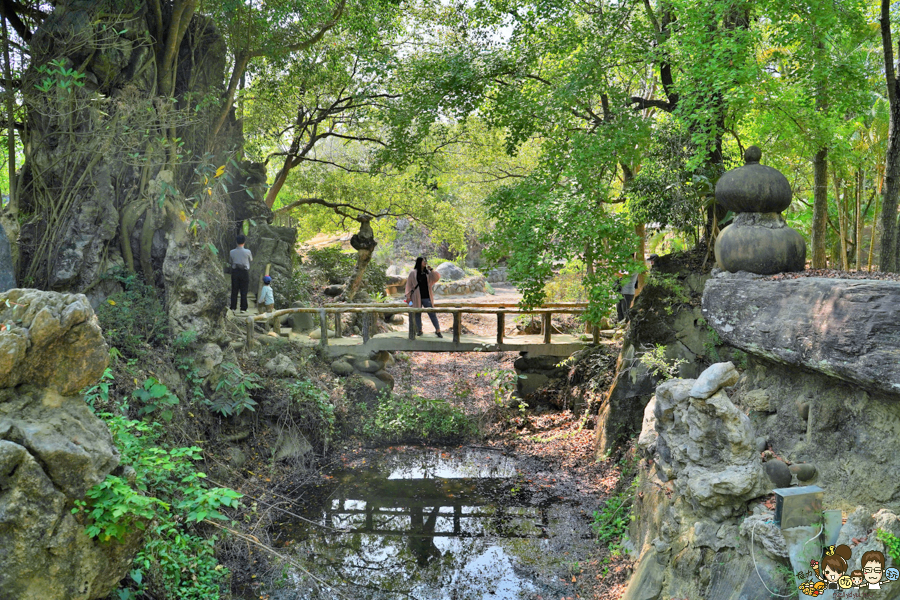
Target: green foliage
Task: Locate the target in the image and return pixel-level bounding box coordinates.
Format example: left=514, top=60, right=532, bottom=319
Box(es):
left=209, top=362, right=261, bottom=417
left=288, top=379, right=336, bottom=448
left=34, top=58, right=86, bottom=93
left=274, top=254, right=313, bottom=308
left=477, top=368, right=522, bottom=409
left=173, top=331, right=206, bottom=404
left=645, top=271, right=692, bottom=309
left=544, top=259, right=588, bottom=303
left=133, top=377, right=180, bottom=422
left=877, top=529, right=900, bottom=564
left=362, top=390, right=476, bottom=443
left=626, top=120, right=719, bottom=242
left=77, top=381, right=241, bottom=599
left=638, top=344, right=688, bottom=380
left=84, top=367, right=115, bottom=411
left=306, top=246, right=390, bottom=297
left=592, top=482, right=635, bottom=548
left=95, top=269, right=170, bottom=358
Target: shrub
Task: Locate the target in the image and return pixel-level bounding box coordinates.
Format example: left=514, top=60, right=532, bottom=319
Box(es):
left=362, top=391, right=476, bottom=443
left=208, top=362, right=260, bottom=417
left=95, top=269, right=170, bottom=358
left=306, top=246, right=390, bottom=296
left=274, top=254, right=313, bottom=308
left=77, top=381, right=242, bottom=600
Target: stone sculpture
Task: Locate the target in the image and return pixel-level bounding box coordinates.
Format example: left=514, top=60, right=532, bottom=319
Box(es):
left=714, top=146, right=806, bottom=274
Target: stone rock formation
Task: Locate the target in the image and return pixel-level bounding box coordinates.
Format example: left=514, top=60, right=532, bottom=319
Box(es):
left=593, top=261, right=720, bottom=458
left=435, top=262, right=466, bottom=281
left=703, top=275, right=900, bottom=397
left=714, top=146, right=806, bottom=274
left=0, top=290, right=139, bottom=600
left=625, top=363, right=777, bottom=600
left=0, top=289, right=110, bottom=395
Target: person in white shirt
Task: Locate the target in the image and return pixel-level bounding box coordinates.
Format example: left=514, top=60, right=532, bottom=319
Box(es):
left=258, top=275, right=275, bottom=313
left=229, top=234, right=253, bottom=313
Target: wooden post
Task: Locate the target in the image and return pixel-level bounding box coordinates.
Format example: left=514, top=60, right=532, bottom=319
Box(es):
left=318, top=308, right=328, bottom=348
left=542, top=312, right=552, bottom=344
left=335, top=312, right=342, bottom=338
left=453, top=312, right=461, bottom=344
left=592, top=325, right=599, bottom=344
left=245, top=317, right=253, bottom=348
left=362, top=312, right=370, bottom=343
left=408, top=309, right=416, bottom=340
left=497, top=312, right=505, bottom=345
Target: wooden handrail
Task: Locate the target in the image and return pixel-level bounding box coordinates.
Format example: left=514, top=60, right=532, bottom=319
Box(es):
left=246, top=305, right=585, bottom=321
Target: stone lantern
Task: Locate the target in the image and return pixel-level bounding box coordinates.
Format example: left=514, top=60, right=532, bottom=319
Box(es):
left=714, top=146, right=806, bottom=274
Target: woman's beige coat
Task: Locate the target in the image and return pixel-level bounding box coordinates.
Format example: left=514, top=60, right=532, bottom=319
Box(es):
left=404, top=268, right=441, bottom=307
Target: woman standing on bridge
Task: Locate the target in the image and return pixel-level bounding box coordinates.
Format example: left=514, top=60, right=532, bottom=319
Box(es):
left=405, top=257, right=443, bottom=338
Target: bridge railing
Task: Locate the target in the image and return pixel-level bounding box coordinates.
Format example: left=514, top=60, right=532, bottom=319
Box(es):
left=242, top=302, right=595, bottom=348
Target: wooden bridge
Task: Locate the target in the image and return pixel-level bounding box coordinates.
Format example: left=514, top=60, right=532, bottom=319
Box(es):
left=243, top=302, right=607, bottom=358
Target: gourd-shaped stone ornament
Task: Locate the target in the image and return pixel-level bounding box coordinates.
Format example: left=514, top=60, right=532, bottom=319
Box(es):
left=714, top=146, right=806, bottom=275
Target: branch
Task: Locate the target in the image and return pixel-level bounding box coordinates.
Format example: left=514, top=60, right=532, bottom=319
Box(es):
left=271, top=0, right=348, bottom=56
left=629, top=96, right=673, bottom=112
left=0, top=0, right=33, bottom=41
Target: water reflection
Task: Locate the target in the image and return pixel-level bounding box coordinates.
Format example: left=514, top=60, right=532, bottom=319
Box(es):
left=275, top=448, right=571, bottom=599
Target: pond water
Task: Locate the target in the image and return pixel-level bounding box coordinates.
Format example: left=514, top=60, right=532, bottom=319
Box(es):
left=272, top=447, right=595, bottom=600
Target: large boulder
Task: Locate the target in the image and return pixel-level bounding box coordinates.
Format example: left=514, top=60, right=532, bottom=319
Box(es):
left=163, top=231, right=228, bottom=344
left=652, top=365, right=768, bottom=509
left=703, top=275, right=900, bottom=396
left=0, top=290, right=139, bottom=600
left=245, top=223, right=297, bottom=302
left=0, top=289, right=109, bottom=395
left=434, top=262, right=466, bottom=281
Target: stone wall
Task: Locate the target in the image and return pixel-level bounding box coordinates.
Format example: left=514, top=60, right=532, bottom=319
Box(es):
left=0, top=290, right=139, bottom=600
left=703, top=273, right=900, bottom=509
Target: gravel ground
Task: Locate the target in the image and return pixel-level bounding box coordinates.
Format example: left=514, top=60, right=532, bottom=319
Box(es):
left=761, top=268, right=900, bottom=281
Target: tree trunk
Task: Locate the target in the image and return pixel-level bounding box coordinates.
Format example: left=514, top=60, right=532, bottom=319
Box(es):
left=344, top=216, right=377, bottom=302
left=2, top=17, right=14, bottom=214
left=835, top=174, right=849, bottom=271
left=264, top=157, right=293, bottom=209
left=880, top=0, right=900, bottom=272
left=856, top=169, right=864, bottom=270
left=811, top=147, right=829, bottom=268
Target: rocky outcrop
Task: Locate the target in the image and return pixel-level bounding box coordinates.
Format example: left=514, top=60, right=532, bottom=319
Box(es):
left=435, top=262, right=466, bottom=281
left=245, top=223, right=298, bottom=304
left=594, top=261, right=726, bottom=458
left=433, top=275, right=487, bottom=296
left=625, top=363, right=780, bottom=600
left=0, top=290, right=138, bottom=600
left=702, top=274, right=900, bottom=396
left=0, top=289, right=110, bottom=395
left=163, top=232, right=228, bottom=343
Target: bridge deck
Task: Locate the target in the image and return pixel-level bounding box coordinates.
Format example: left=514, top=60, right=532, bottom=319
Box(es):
left=288, top=330, right=598, bottom=358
